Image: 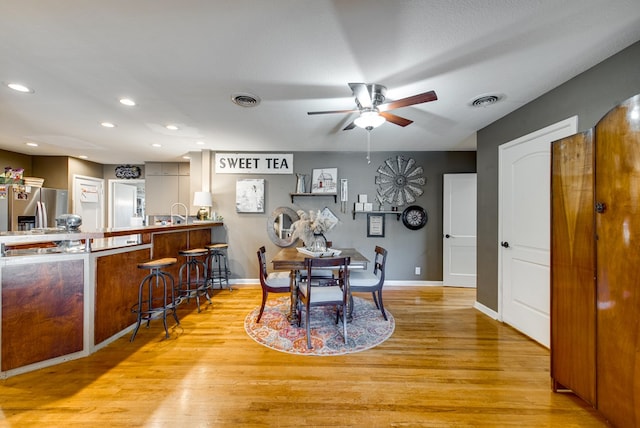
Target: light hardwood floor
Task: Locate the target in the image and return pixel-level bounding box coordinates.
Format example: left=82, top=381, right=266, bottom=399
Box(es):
left=1, top=286, right=607, bottom=427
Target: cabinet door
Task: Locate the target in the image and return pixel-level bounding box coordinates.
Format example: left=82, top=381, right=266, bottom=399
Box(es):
left=595, top=94, right=640, bottom=427
left=145, top=162, right=163, bottom=176
left=162, top=162, right=179, bottom=175
left=146, top=175, right=179, bottom=215
left=178, top=175, right=190, bottom=210
left=550, top=131, right=596, bottom=405
left=178, top=162, right=190, bottom=176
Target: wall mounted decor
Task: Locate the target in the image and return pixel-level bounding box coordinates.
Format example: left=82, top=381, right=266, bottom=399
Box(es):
left=267, top=206, right=299, bottom=247
left=340, top=179, right=348, bottom=213
left=115, top=165, right=141, bottom=179
left=367, top=212, right=385, bottom=237
left=311, top=168, right=338, bottom=193
left=401, top=205, right=427, bottom=230
left=236, top=178, right=265, bottom=213
left=375, top=156, right=425, bottom=207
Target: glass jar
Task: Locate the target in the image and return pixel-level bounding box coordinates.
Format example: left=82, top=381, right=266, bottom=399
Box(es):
left=310, top=233, right=327, bottom=252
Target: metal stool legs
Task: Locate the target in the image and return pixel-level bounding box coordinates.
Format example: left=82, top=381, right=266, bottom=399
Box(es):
left=131, top=258, right=179, bottom=341
left=178, top=249, right=212, bottom=312
left=206, top=244, right=232, bottom=291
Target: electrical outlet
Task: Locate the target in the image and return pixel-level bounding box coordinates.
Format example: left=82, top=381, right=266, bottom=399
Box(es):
left=415, top=267, right=421, bottom=275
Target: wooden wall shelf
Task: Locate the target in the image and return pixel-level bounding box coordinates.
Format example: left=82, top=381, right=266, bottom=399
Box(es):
left=290, top=193, right=337, bottom=203
left=352, top=210, right=401, bottom=220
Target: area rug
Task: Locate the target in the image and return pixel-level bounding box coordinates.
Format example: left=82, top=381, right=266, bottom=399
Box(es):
left=244, top=296, right=395, bottom=356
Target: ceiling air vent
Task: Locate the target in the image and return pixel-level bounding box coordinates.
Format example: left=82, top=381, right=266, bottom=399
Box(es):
left=470, top=94, right=501, bottom=107
left=231, top=92, right=261, bottom=107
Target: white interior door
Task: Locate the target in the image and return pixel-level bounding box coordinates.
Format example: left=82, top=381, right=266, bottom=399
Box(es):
left=73, top=175, right=104, bottom=231
left=112, top=182, right=137, bottom=228
left=499, top=116, right=577, bottom=347
left=443, top=173, right=477, bottom=287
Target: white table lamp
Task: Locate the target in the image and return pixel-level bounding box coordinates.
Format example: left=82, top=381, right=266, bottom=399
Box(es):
left=193, top=191, right=213, bottom=220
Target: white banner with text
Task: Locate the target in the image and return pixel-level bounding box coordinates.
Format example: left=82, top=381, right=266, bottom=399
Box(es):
left=215, top=153, right=293, bottom=174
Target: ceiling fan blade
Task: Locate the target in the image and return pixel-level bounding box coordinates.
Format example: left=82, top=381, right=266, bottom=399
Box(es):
left=307, top=109, right=358, bottom=115
left=378, top=90, right=437, bottom=111
left=343, top=121, right=357, bottom=131
left=379, top=111, right=413, bottom=127
left=348, top=82, right=372, bottom=109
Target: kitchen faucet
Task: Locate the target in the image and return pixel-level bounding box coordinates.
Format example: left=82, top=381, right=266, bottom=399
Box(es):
left=170, top=202, right=188, bottom=225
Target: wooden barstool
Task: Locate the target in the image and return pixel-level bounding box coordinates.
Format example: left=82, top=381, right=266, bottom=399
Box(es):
left=205, top=243, right=232, bottom=291
left=177, top=248, right=212, bottom=312
left=130, top=257, right=180, bottom=341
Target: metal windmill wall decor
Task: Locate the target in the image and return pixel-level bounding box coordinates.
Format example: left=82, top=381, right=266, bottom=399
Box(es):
left=375, top=155, right=425, bottom=207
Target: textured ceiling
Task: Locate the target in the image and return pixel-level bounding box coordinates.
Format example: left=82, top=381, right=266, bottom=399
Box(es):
left=1, top=0, right=639, bottom=164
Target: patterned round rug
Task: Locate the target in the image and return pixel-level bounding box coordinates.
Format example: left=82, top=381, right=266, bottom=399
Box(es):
left=244, top=296, right=395, bottom=356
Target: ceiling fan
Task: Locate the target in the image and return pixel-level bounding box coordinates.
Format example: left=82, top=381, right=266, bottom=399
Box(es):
left=307, top=83, right=438, bottom=131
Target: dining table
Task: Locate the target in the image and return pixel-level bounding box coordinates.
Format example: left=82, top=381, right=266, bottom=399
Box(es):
left=271, top=247, right=370, bottom=323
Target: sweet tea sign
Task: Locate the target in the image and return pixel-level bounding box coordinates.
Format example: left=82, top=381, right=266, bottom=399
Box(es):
left=215, top=153, right=293, bottom=174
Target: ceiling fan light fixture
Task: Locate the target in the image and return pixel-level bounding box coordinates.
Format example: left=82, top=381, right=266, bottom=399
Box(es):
left=354, top=110, right=385, bottom=129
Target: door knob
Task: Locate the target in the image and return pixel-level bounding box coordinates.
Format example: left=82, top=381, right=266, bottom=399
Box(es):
left=501, top=241, right=510, bottom=248
left=445, top=234, right=451, bottom=238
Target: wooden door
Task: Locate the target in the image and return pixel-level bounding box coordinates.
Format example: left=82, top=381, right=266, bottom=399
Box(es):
left=550, top=131, right=596, bottom=406
left=594, top=94, right=640, bottom=427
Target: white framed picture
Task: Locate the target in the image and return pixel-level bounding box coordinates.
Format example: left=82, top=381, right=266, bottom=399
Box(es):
left=311, top=168, right=338, bottom=193
left=236, top=178, right=265, bottom=213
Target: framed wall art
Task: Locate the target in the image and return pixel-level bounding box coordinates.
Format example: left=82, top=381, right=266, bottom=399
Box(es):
left=311, top=168, right=338, bottom=193
left=367, top=212, right=385, bottom=237
left=236, top=178, right=265, bottom=213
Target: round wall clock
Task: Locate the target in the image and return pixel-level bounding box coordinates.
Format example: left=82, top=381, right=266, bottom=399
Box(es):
left=402, top=205, right=428, bottom=230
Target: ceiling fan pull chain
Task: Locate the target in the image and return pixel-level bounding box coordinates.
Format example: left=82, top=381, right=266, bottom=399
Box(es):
left=366, top=130, right=371, bottom=164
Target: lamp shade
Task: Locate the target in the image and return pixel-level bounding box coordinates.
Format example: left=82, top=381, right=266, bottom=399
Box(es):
left=193, top=191, right=213, bottom=207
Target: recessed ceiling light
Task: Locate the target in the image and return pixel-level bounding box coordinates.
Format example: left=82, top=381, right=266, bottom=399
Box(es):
left=195, top=141, right=205, bottom=145
left=151, top=143, right=162, bottom=148
left=165, top=124, right=179, bottom=130
left=7, top=83, right=34, bottom=93
left=182, top=155, right=191, bottom=160
left=100, top=122, right=116, bottom=128
left=25, top=142, right=38, bottom=147
left=78, top=155, right=88, bottom=159
left=119, top=98, right=136, bottom=106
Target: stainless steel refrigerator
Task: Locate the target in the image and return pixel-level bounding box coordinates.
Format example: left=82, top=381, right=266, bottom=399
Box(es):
left=0, top=185, right=69, bottom=231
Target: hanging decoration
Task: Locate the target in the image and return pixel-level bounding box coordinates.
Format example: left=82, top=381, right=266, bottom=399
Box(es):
left=115, top=165, right=141, bottom=179
left=375, top=155, right=425, bottom=207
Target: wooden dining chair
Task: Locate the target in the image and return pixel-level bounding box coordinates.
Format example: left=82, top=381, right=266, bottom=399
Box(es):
left=298, top=240, right=334, bottom=280
left=256, top=246, right=291, bottom=322
left=348, top=246, right=388, bottom=320
left=296, top=256, right=350, bottom=349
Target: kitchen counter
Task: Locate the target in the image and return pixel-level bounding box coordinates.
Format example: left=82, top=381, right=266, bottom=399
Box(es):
left=97, top=220, right=223, bottom=238
left=0, top=221, right=223, bottom=253
left=1, top=219, right=223, bottom=378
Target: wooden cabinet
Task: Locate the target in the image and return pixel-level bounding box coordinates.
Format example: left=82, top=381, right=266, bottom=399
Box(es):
left=94, top=248, right=151, bottom=345
left=551, top=94, right=640, bottom=427
left=550, top=130, right=596, bottom=406
left=1, top=257, right=85, bottom=372
left=145, top=162, right=190, bottom=215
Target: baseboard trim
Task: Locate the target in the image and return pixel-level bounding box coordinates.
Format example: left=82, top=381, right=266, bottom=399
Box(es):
left=473, top=300, right=499, bottom=320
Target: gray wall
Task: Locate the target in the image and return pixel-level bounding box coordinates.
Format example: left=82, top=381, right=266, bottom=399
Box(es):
left=209, top=150, right=475, bottom=281
left=476, top=40, right=640, bottom=311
